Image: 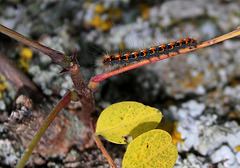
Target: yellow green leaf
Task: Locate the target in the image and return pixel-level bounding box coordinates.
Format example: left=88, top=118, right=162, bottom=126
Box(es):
left=122, top=129, right=178, bottom=168
left=95, top=101, right=162, bottom=144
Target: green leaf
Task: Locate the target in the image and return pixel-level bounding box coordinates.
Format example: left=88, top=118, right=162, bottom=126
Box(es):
left=122, top=129, right=178, bottom=168
left=95, top=101, right=162, bottom=144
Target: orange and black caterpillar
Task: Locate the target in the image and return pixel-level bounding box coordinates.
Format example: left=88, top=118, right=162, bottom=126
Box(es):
left=102, top=38, right=198, bottom=67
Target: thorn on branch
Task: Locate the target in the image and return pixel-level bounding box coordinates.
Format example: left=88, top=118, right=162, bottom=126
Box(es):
left=59, top=49, right=78, bottom=74
left=70, top=49, right=77, bottom=62
left=59, top=68, right=70, bottom=74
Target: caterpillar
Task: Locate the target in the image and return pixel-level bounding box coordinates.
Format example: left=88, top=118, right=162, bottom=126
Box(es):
left=102, top=38, right=198, bottom=68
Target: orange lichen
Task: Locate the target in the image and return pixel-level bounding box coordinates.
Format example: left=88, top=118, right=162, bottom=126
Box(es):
left=100, top=19, right=112, bottom=31
left=181, top=72, right=204, bottom=90
left=171, top=122, right=184, bottom=145
left=208, top=64, right=214, bottom=70
left=118, top=42, right=125, bottom=50
left=138, top=3, right=150, bottom=20
left=17, top=46, right=33, bottom=71
left=228, top=77, right=240, bottom=86
left=109, top=7, right=122, bottom=20
left=89, top=14, right=101, bottom=27
left=89, top=14, right=112, bottom=31
left=94, top=5, right=105, bottom=13
left=228, top=111, right=240, bottom=119
left=0, top=75, right=7, bottom=99
left=21, top=47, right=33, bottom=59
left=157, top=120, right=183, bottom=145
left=235, top=145, right=240, bottom=152
left=87, top=3, right=122, bottom=31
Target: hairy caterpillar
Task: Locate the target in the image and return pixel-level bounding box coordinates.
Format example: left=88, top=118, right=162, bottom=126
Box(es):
left=102, top=38, right=198, bottom=68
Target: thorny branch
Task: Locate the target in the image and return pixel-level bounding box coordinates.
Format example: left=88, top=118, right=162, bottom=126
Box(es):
left=0, top=24, right=96, bottom=167
left=0, top=24, right=95, bottom=125
left=0, top=24, right=70, bottom=68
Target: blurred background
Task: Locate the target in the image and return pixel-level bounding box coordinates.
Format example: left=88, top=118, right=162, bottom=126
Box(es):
left=0, top=0, right=240, bottom=167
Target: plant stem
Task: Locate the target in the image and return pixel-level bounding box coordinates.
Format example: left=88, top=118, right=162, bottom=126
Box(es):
left=67, top=57, right=95, bottom=125
left=90, top=26, right=240, bottom=83
left=93, top=136, right=118, bottom=168
left=16, top=91, right=73, bottom=168
left=90, top=120, right=117, bottom=168
left=0, top=24, right=95, bottom=166
left=0, top=24, right=71, bottom=69
left=0, top=24, right=95, bottom=125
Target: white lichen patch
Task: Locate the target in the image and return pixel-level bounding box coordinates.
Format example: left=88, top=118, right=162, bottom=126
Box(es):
left=0, top=139, right=19, bottom=165
left=175, top=154, right=206, bottom=168
left=173, top=102, right=240, bottom=167
left=211, top=145, right=236, bottom=167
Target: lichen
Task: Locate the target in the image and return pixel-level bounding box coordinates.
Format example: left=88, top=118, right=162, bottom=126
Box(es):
left=158, top=120, right=184, bottom=145
left=17, top=46, right=33, bottom=72
left=0, top=139, right=19, bottom=166
left=86, top=2, right=122, bottom=31
left=0, top=74, right=7, bottom=99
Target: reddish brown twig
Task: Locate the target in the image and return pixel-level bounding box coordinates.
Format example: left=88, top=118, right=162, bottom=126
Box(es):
left=65, top=50, right=95, bottom=125
left=0, top=51, right=43, bottom=101
left=0, top=24, right=95, bottom=125
left=90, top=120, right=117, bottom=168
left=0, top=24, right=71, bottom=69
left=0, top=24, right=94, bottom=167
left=89, top=26, right=240, bottom=89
